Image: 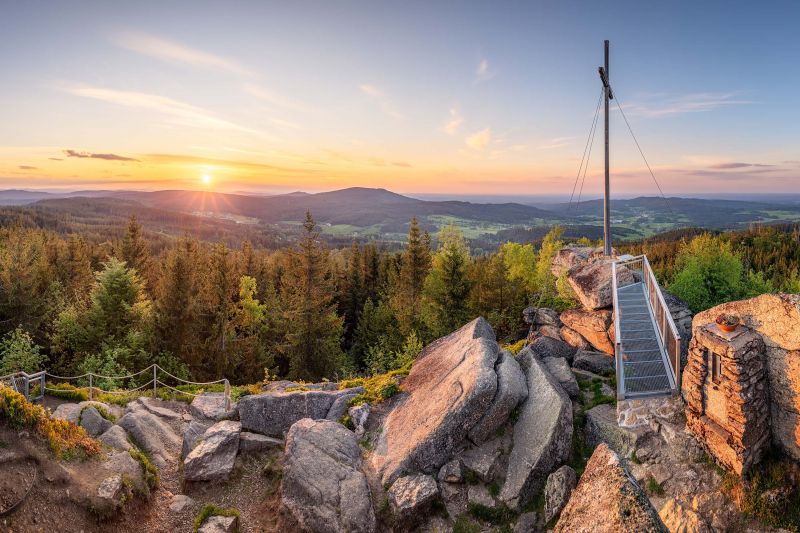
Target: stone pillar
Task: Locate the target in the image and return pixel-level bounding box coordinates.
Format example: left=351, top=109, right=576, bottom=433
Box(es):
left=682, top=324, right=770, bottom=476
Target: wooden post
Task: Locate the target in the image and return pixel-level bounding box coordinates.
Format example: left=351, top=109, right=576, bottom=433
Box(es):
left=89, top=374, right=93, bottom=401
left=224, top=379, right=231, bottom=411
left=153, top=365, right=157, bottom=398
left=603, top=39, right=612, bottom=257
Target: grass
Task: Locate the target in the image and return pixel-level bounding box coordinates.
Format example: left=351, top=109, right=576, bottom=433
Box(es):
left=46, top=380, right=259, bottom=406
left=340, top=360, right=413, bottom=407
left=128, top=447, right=159, bottom=494
left=501, top=339, right=526, bottom=355
left=646, top=476, right=665, bottom=496
left=453, top=514, right=481, bottom=533
left=468, top=502, right=514, bottom=526
left=0, top=384, right=101, bottom=459
left=722, top=448, right=800, bottom=531
left=193, top=504, right=241, bottom=533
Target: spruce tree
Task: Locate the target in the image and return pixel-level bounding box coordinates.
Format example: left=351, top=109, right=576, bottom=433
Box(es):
left=342, top=241, right=364, bottom=345
left=390, top=217, right=432, bottom=337
left=423, top=225, right=472, bottom=338
left=121, top=215, right=150, bottom=282
left=281, top=212, right=344, bottom=381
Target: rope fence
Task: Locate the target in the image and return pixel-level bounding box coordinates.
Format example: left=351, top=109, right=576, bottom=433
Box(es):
left=4, top=364, right=231, bottom=410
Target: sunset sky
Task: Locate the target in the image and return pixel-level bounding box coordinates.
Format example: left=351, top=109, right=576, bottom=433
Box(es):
left=1, top=1, right=798, bottom=196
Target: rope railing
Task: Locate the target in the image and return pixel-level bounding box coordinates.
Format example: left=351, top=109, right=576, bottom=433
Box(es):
left=7, top=364, right=231, bottom=410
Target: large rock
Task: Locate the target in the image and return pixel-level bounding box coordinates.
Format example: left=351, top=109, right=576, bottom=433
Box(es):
left=198, top=515, right=239, bottom=533
left=368, top=318, right=502, bottom=485
left=500, top=347, right=573, bottom=510
left=527, top=335, right=577, bottom=363
left=692, top=294, right=800, bottom=461
left=98, top=425, right=130, bottom=451
left=658, top=498, right=710, bottom=533
left=348, top=403, right=370, bottom=439
left=585, top=404, right=643, bottom=458
left=551, top=246, right=597, bottom=277
left=468, top=350, right=528, bottom=444
left=544, top=465, right=577, bottom=523
left=80, top=406, right=113, bottom=437
left=117, top=406, right=183, bottom=467
left=523, top=307, right=561, bottom=326
left=238, top=386, right=364, bottom=437
left=572, top=349, right=615, bottom=375
left=542, top=357, right=580, bottom=398
left=560, top=326, right=591, bottom=351
left=560, top=309, right=614, bottom=355
left=182, top=419, right=212, bottom=459
left=52, top=401, right=114, bottom=425
left=104, top=450, right=146, bottom=494
left=281, top=418, right=375, bottom=533
left=190, top=393, right=237, bottom=423
left=554, top=444, right=667, bottom=533
left=183, top=420, right=241, bottom=482
left=238, top=432, right=283, bottom=453
left=388, top=474, right=439, bottom=527
left=460, top=435, right=506, bottom=483
left=567, top=260, right=634, bottom=311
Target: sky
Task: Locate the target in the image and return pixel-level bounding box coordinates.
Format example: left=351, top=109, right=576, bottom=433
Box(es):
left=0, top=0, right=798, bottom=197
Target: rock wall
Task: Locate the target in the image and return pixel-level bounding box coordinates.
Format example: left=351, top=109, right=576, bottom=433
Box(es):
left=693, top=294, right=800, bottom=462
left=682, top=325, right=770, bottom=475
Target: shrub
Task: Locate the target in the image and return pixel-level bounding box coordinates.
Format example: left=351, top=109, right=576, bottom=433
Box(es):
left=502, top=339, right=526, bottom=355
left=0, top=326, right=46, bottom=375
left=0, top=385, right=101, bottom=459
left=129, top=448, right=159, bottom=492
left=453, top=515, right=481, bottom=533
left=193, top=503, right=240, bottom=533
left=646, top=476, right=665, bottom=496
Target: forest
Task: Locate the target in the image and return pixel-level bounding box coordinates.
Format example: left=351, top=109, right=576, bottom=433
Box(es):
left=1, top=210, right=798, bottom=388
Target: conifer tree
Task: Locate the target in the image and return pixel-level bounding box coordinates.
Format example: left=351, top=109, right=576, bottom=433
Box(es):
left=121, top=215, right=151, bottom=283
left=281, top=212, right=344, bottom=381
left=342, top=241, right=364, bottom=345
left=390, top=217, right=431, bottom=337
left=423, top=225, right=472, bottom=338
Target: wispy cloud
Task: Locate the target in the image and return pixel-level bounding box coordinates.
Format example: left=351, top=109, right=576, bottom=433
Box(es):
left=359, top=83, right=404, bottom=120
left=442, top=107, right=464, bottom=135
left=466, top=128, right=492, bottom=150
left=538, top=136, right=575, bottom=150
left=708, top=162, right=774, bottom=169
left=242, top=83, right=309, bottom=112
left=620, top=92, right=754, bottom=118
left=475, top=58, right=493, bottom=82
left=64, top=149, right=139, bottom=162
left=64, top=84, right=269, bottom=137
left=112, top=31, right=253, bottom=76
left=18, top=165, right=38, bottom=170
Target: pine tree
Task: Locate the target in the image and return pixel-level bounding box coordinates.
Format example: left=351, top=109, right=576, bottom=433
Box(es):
left=342, top=241, right=364, bottom=345
left=154, top=238, right=200, bottom=369
left=423, top=225, right=472, bottom=338
left=121, top=215, right=151, bottom=283
left=228, top=275, right=277, bottom=383
left=390, top=218, right=432, bottom=337
left=281, top=212, right=344, bottom=381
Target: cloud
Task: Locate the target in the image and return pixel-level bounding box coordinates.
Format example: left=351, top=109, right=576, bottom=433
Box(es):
left=359, top=84, right=404, bottom=120
left=442, top=107, right=464, bottom=135
left=18, top=165, right=38, bottom=170
left=242, top=83, right=310, bottom=112
left=112, top=31, right=253, bottom=76
left=48, top=157, right=63, bottom=161
left=142, top=153, right=319, bottom=175
left=64, top=84, right=269, bottom=137
left=64, top=150, right=139, bottom=162
left=538, top=136, right=575, bottom=150
left=620, top=92, right=754, bottom=118
left=708, top=162, right=774, bottom=169
left=475, top=58, right=493, bottom=82
left=466, top=128, right=492, bottom=150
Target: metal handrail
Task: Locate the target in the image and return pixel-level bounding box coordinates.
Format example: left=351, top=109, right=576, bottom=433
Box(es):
left=612, top=254, right=682, bottom=396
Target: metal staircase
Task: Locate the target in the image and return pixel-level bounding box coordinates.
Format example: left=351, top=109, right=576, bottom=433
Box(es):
left=612, top=255, right=681, bottom=399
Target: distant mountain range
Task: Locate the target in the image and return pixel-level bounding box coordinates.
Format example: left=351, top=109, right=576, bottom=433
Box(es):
left=2, top=187, right=800, bottom=245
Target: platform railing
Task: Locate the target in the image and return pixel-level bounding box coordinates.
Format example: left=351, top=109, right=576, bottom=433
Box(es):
left=612, top=254, right=681, bottom=396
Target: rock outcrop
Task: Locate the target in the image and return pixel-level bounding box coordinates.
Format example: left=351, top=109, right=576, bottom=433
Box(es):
left=238, top=386, right=364, bottom=437
left=79, top=406, right=113, bottom=437
left=183, top=420, right=241, bottom=482
left=572, top=349, right=615, bottom=375
left=560, top=309, right=614, bottom=355
left=554, top=443, right=667, bottom=533
left=281, top=418, right=376, bottom=533
left=500, top=347, right=572, bottom=510
left=98, top=425, right=130, bottom=450
left=567, top=260, right=634, bottom=311
left=190, top=393, right=237, bottom=423
left=542, top=357, right=579, bottom=398
left=388, top=474, right=439, bottom=527
left=468, top=350, right=528, bottom=444
left=544, top=465, right=577, bottom=523
left=526, top=335, right=577, bottom=363
left=560, top=326, right=591, bottom=350
left=368, top=318, right=503, bottom=485
left=117, top=402, right=183, bottom=467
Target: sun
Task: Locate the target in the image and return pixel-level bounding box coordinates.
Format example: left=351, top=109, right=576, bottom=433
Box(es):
left=201, top=174, right=212, bottom=186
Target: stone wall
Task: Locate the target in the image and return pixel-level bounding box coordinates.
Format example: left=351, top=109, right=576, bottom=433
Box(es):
left=693, top=294, right=800, bottom=462
left=682, top=324, right=770, bottom=475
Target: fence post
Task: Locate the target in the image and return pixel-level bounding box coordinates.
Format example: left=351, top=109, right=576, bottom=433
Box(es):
left=153, top=365, right=157, bottom=399
left=24, top=375, right=30, bottom=400
left=224, top=379, right=231, bottom=411
left=89, top=374, right=93, bottom=401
